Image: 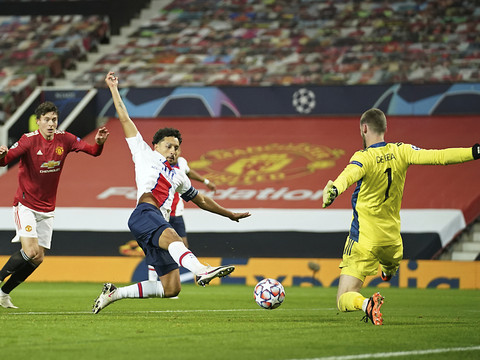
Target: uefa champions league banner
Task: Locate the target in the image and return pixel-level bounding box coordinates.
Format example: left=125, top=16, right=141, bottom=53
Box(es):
left=92, top=83, right=480, bottom=117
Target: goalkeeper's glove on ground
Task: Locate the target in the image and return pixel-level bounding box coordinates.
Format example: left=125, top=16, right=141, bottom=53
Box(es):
left=322, top=180, right=339, bottom=208
left=473, top=143, right=480, bottom=160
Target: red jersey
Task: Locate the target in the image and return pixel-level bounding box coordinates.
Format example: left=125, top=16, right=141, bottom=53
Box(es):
left=0, top=130, right=103, bottom=212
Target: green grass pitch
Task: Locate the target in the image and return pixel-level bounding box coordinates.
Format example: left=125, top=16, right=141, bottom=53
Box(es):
left=1, top=283, right=479, bottom=360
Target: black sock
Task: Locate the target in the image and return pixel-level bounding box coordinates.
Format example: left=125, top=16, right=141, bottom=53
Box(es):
left=1, top=261, right=38, bottom=294
left=0, top=250, right=32, bottom=282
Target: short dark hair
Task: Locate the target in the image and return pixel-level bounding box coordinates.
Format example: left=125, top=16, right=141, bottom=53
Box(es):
left=152, top=127, right=182, bottom=146
left=360, top=108, right=387, bottom=134
left=35, top=101, right=58, bottom=119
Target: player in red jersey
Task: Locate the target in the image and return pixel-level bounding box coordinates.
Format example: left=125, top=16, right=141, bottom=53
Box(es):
left=0, top=101, right=109, bottom=308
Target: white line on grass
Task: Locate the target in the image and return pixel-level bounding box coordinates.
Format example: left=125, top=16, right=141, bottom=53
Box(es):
left=6, top=311, right=93, bottom=315
left=288, top=345, right=480, bottom=360
left=5, top=308, right=335, bottom=315
left=142, top=308, right=335, bottom=313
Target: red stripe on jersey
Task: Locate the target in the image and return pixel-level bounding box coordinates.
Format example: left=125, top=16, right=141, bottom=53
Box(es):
left=178, top=251, right=192, bottom=268
left=164, top=161, right=173, bottom=170
left=170, top=162, right=180, bottom=216
left=151, top=173, right=171, bottom=208
left=137, top=283, right=144, bottom=298
left=168, top=162, right=183, bottom=216
left=171, top=192, right=180, bottom=216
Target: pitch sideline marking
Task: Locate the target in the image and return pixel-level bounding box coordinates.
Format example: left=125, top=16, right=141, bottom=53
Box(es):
left=288, top=345, right=480, bottom=360
left=4, top=308, right=335, bottom=315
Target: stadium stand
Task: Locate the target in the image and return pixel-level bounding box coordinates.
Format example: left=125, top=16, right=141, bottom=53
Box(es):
left=0, top=0, right=152, bottom=121
left=0, top=14, right=109, bottom=121
left=441, top=222, right=480, bottom=261
left=2, top=0, right=480, bottom=111
left=72, top=0, right=480, bottom=87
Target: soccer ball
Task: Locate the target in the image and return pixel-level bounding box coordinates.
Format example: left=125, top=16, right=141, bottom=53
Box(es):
left=253, top=278, right=285, bottom=310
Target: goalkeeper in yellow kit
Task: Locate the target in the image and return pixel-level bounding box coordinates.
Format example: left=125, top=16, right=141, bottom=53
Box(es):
left=322, top=108, right=480, bottom=325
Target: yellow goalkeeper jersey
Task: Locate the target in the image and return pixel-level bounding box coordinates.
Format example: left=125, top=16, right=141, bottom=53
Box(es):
left=332, top=142, right=473, bottom=246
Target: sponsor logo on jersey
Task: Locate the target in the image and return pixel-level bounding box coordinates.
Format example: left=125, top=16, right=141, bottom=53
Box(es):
left=41, top=160, right=61, bottom=169
left=55, top=146, right=64, bottom=155
left=187, top=143, right=344, bottom=186
left=40, top=160, right=62, bottom=173
left=37, top=150, right=43, bottom=155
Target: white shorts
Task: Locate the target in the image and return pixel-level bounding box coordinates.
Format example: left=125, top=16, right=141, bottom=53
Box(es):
left=12, top=203, right=55, bottom=249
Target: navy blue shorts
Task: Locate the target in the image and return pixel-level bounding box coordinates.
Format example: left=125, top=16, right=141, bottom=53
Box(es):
left=169, top=215, right=186, bottom=238
left=127, top=203, right=179, bottom=276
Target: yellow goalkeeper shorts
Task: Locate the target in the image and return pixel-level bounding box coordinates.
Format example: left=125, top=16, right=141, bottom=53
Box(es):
left=339, top=236, right=403, bottom=282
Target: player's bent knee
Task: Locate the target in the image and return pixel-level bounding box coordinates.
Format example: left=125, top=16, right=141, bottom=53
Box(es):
left=23, top=246, right=42, bottom=261
left=159, top=228, right=183, bottom=248
left=32, top=254, right=44, bottom=265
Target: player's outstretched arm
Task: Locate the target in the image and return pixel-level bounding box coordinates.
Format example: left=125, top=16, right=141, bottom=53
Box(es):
left=105, top=71, right=138, bottom=138
left=191, top=192, right=251, bottom=222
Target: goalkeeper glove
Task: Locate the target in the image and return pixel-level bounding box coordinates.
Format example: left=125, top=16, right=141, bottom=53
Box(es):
left=473, top=143, right=480, bottom=160
left=322, top=180, right=339, bottom=208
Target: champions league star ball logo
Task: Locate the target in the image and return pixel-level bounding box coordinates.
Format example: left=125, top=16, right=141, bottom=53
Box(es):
left=292, top=88, right=316, bottom=114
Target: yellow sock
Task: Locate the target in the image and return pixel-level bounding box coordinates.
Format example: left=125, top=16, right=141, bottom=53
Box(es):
left=337, top=291, right=365, bottom=312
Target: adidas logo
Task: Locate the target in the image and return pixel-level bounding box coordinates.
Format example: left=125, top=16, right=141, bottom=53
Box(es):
left=37, top=150, right=43, bottom=155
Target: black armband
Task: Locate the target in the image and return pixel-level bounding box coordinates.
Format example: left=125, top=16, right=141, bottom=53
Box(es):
left=181, top=186, right=199, bottom=202
left=473, top=143, right=480, bottom=160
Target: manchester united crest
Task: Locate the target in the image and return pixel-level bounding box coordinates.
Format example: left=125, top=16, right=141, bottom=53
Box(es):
left=188, top=143, right=344, bottom=186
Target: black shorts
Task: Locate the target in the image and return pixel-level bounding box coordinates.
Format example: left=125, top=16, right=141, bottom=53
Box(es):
left=127, top=203, right=178, bottom=276
left=169, top=215, right=186, bottom=237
